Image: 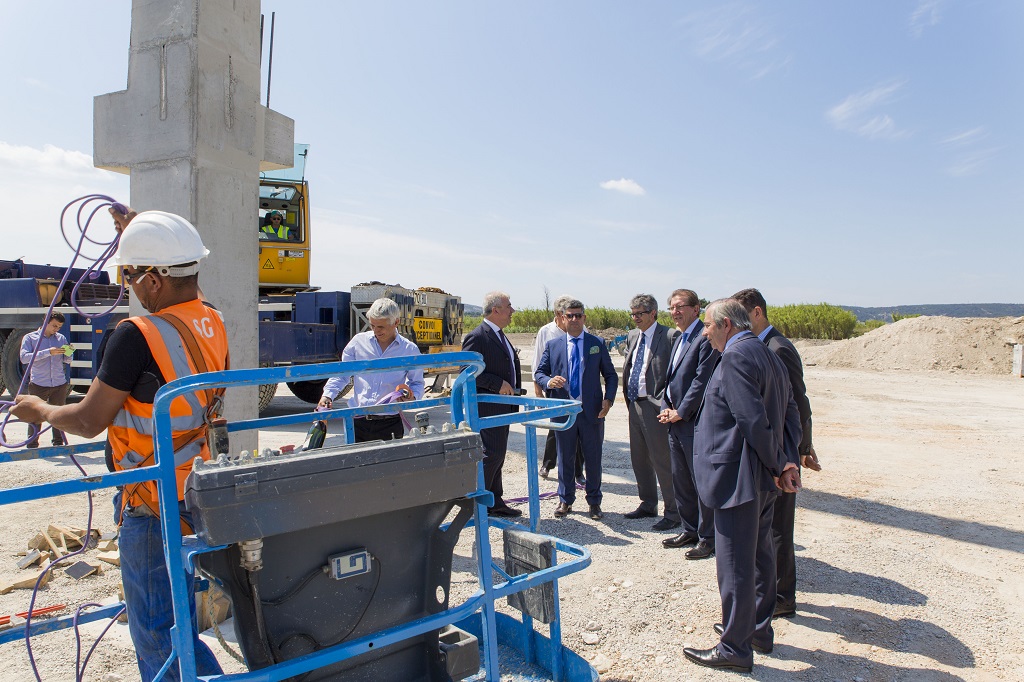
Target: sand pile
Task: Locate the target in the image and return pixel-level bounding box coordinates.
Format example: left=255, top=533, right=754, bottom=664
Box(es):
left=798, top=316, right=1024, bottom=374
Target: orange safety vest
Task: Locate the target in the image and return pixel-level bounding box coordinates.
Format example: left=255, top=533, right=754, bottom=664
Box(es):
left=108, top=299, right=229, bottom=524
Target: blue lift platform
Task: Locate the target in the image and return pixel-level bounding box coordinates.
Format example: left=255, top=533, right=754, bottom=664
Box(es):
left=0, top=352, right=599, bottom=681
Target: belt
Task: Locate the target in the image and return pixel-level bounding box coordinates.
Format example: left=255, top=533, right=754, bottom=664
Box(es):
left=123, top=504, right=159, bottom=519
left=357, top=414, right=401, bottom=422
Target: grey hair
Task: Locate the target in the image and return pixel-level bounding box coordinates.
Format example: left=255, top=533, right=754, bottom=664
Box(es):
left=368, top=297, right=400, bottom=323
left=705, top=298, right=752, bottom=331
left=563, top=298, right=585, bottom=313
left=629, top=294, right=658, bottom=313
left=552, top=294, right=574, bottom=314
left=483, top=291, right=510, bottom=315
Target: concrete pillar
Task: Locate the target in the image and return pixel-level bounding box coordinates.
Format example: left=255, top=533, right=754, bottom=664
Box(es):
left=94, top=0, right=294, bottom=449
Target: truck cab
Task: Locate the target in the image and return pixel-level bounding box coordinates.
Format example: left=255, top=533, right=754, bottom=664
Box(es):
left=258, top=144, right=311, bottom=292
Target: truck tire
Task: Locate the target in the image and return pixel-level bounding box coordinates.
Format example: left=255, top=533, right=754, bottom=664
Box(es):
left=0, top=331, right=7, bottom=395
left=286, top=379, right=327, bottom=405
left=2, top=329, right=31, bottom=397
left=258, top=382, right=278, bottom=413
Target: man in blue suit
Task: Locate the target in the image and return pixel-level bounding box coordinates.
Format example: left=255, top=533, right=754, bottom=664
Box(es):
left=658, top=290, right=719, bottom=558
left=684, top=299, right=802, bottom=674
left=534, top=299, right=618, bottom=520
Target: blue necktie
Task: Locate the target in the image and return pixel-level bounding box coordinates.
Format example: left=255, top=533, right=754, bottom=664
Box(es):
left=627, top=333, right=646, bottom=401
left=569, top=337, right=581, bottom=398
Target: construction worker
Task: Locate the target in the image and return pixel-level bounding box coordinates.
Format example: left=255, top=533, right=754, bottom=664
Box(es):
left=11, top=209, right=226, bottom=681
left=260, top=210, right=290, bottom=240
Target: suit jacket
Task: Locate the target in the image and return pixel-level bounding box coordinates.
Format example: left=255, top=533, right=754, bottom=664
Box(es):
left=661, top=320, right=720, bottom=437
left=535, top=332, right=617, bottom=422
left=693, top=333, right=802, bottom=509
left=462, top=321, right=521, bottom=417
left=763, top=327, right=813, bottom=454
left=622, top=323, right=677, bottom=407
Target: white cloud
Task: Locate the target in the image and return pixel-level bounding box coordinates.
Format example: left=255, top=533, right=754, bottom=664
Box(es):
left=679, top=3, right=792, bottom=79
left=599, top=178, right=646, bottom=196
left=1, top=141, right=129, bottom=263
left=910, top=0, right=944, bottom=38
left=826, top=81, right=909, bottom=140
left=939, top=126, right=997, bottom=177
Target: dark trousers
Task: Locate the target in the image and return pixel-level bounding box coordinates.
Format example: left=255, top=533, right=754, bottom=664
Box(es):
left=772, top=490, right=797, bottom=608
left=352, top=414, right=404, bottom=443
left=554, top=417, right=604, bottom=507
left=26, top=382, right=69, bottom=446
left=714, top=489, right=777, bottom=667
left=626, top=398, right=677, bottom=520
left=480, top=424, right=510, bottom=507
left=668, top=427, right=714, bottom=542
left=542, top=430, right=584, bottom=473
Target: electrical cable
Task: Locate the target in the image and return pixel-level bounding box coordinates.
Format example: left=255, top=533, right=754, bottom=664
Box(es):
left=0, top=194, right=126, bottom=449
left=4, top=194, right=126, bottom=681
left=259, top=563, right=327, bottom=607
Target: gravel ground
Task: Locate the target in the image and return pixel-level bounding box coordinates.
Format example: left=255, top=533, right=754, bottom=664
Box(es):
left=1, top=335, right=1022, bottom=681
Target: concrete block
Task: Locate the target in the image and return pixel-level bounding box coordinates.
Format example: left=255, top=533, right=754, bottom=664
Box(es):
left=1013, top=344, right=1023, bottom=377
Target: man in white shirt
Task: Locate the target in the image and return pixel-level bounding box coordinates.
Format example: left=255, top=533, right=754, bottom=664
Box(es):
left=533, top=295, right=584, bottom=481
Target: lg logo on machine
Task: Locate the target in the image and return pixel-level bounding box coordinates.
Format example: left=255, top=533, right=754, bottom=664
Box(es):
left=193, top=317, right=216, bottom=339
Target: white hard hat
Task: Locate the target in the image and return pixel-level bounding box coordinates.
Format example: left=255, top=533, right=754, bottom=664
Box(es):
left=114, top=211, right=210, bottom=276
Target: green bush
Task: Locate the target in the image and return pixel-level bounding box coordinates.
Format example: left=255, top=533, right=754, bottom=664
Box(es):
left=852, top=319, right=886, bottom=336
left=891, top=312, right=922, bottom=322
left=768, top=303, right=858, bottom=340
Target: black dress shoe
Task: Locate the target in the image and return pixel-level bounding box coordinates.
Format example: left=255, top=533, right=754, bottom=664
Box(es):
left=553, top=502, right=571, bottom=518
left=773, top=602, right=796, bottom=619
left=539, top=466, right=550, bottom=478
left=662, top=531, right=698, bottom=549
left=575, top=474, right=586, bottom=486
left=26, top=442, right=39, bottom=449
left=488, top=504, right=523, bottom=518
left=685, top=539, right=715, bottom=560
left=683, top=646, right=752, bottom=673
left=713, top=624, right=773, bottom=654
left=651, top=517, right=681, bottom=531
left=623, top=507, right=658, bottom=519
left=588, top=505, right=604, bottom=520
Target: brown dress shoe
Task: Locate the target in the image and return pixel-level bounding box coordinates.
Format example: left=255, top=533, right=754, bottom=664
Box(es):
left=554, top=502, right=572, bottom=518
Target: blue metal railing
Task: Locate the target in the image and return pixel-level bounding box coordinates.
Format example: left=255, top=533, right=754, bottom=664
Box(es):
left=0, top=352, right=593, bottom=682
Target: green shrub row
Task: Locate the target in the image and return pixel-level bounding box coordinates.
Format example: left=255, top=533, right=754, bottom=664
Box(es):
left=466, top=303, right=860, bottom=340
left=767, top=303, right=858, bottom=340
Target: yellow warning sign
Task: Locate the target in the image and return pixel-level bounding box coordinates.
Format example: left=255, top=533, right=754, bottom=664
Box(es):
left=262, top=259, right=275, bottom=270
left=414, top=318, right=444, bottom=344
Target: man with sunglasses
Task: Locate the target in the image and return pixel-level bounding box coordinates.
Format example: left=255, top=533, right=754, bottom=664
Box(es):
left=622, top=294, right=679, bottom=530
left=534, top=300, right=617, bottom=520
left=12, top=209, right=226, bottom=681
left=260, top=210, right=290, bottom=240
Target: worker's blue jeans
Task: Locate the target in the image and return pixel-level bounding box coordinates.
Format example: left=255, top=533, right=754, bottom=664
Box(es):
left=119, top=510, right=223, bottom=681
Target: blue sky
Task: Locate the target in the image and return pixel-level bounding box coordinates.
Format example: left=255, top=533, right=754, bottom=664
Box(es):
left=3, top=1, right=1022, bottom=309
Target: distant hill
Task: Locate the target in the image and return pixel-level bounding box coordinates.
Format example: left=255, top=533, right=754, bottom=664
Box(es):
left=840, top=303, right=1024, bottom=322
left=464, top=303, right=482, bottom=316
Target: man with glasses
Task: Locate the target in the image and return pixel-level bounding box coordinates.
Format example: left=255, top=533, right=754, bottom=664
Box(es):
left=658, top=290, right=719, bottom=558
left=533, top=295, right=585, bottom=482
left=621, top=293, right=679, bottom=530
left=462, top=291, right=523, bottom=517
left=534, top=300, right=617, bottom=520
left=12, top=209, right=225, bottom=681
left=260, top=210, right=290, bottom=240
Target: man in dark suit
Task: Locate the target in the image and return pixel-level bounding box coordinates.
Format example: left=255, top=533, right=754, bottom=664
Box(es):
left=684, top=299, right=802, bottom=673
left=461, top=291, right=522, bottom=517
left=657, top=290, right=720, bottom=558
left=733, top=288, right=820, bottom=619
left=535, top=299, right=618, bottom=520
left=622, top=294, right=679, bottom=530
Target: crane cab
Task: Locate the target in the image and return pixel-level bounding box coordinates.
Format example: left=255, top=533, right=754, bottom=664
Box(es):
left=258, top=144, right=311, bottom=292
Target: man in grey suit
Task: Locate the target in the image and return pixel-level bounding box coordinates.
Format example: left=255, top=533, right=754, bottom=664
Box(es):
left=622, top=293, right=679, bottom=530
left=684, top=299, right=801, bottom=674
left=658, top=290, right=720, bottom=558
left=534, top=299, right=618, bottom=520
left=733, top=288, right=820, bottom=619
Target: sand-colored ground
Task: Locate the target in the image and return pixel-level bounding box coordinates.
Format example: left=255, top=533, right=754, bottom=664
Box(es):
left=0, top=320, right=1022, bottom=680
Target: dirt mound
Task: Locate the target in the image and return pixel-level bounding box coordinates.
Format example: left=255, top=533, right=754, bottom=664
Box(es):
left=799, top=316, right=1024, bottom=374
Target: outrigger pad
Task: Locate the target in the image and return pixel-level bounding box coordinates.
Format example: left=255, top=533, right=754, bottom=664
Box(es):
left=503, top=528, right=556, bottom=624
